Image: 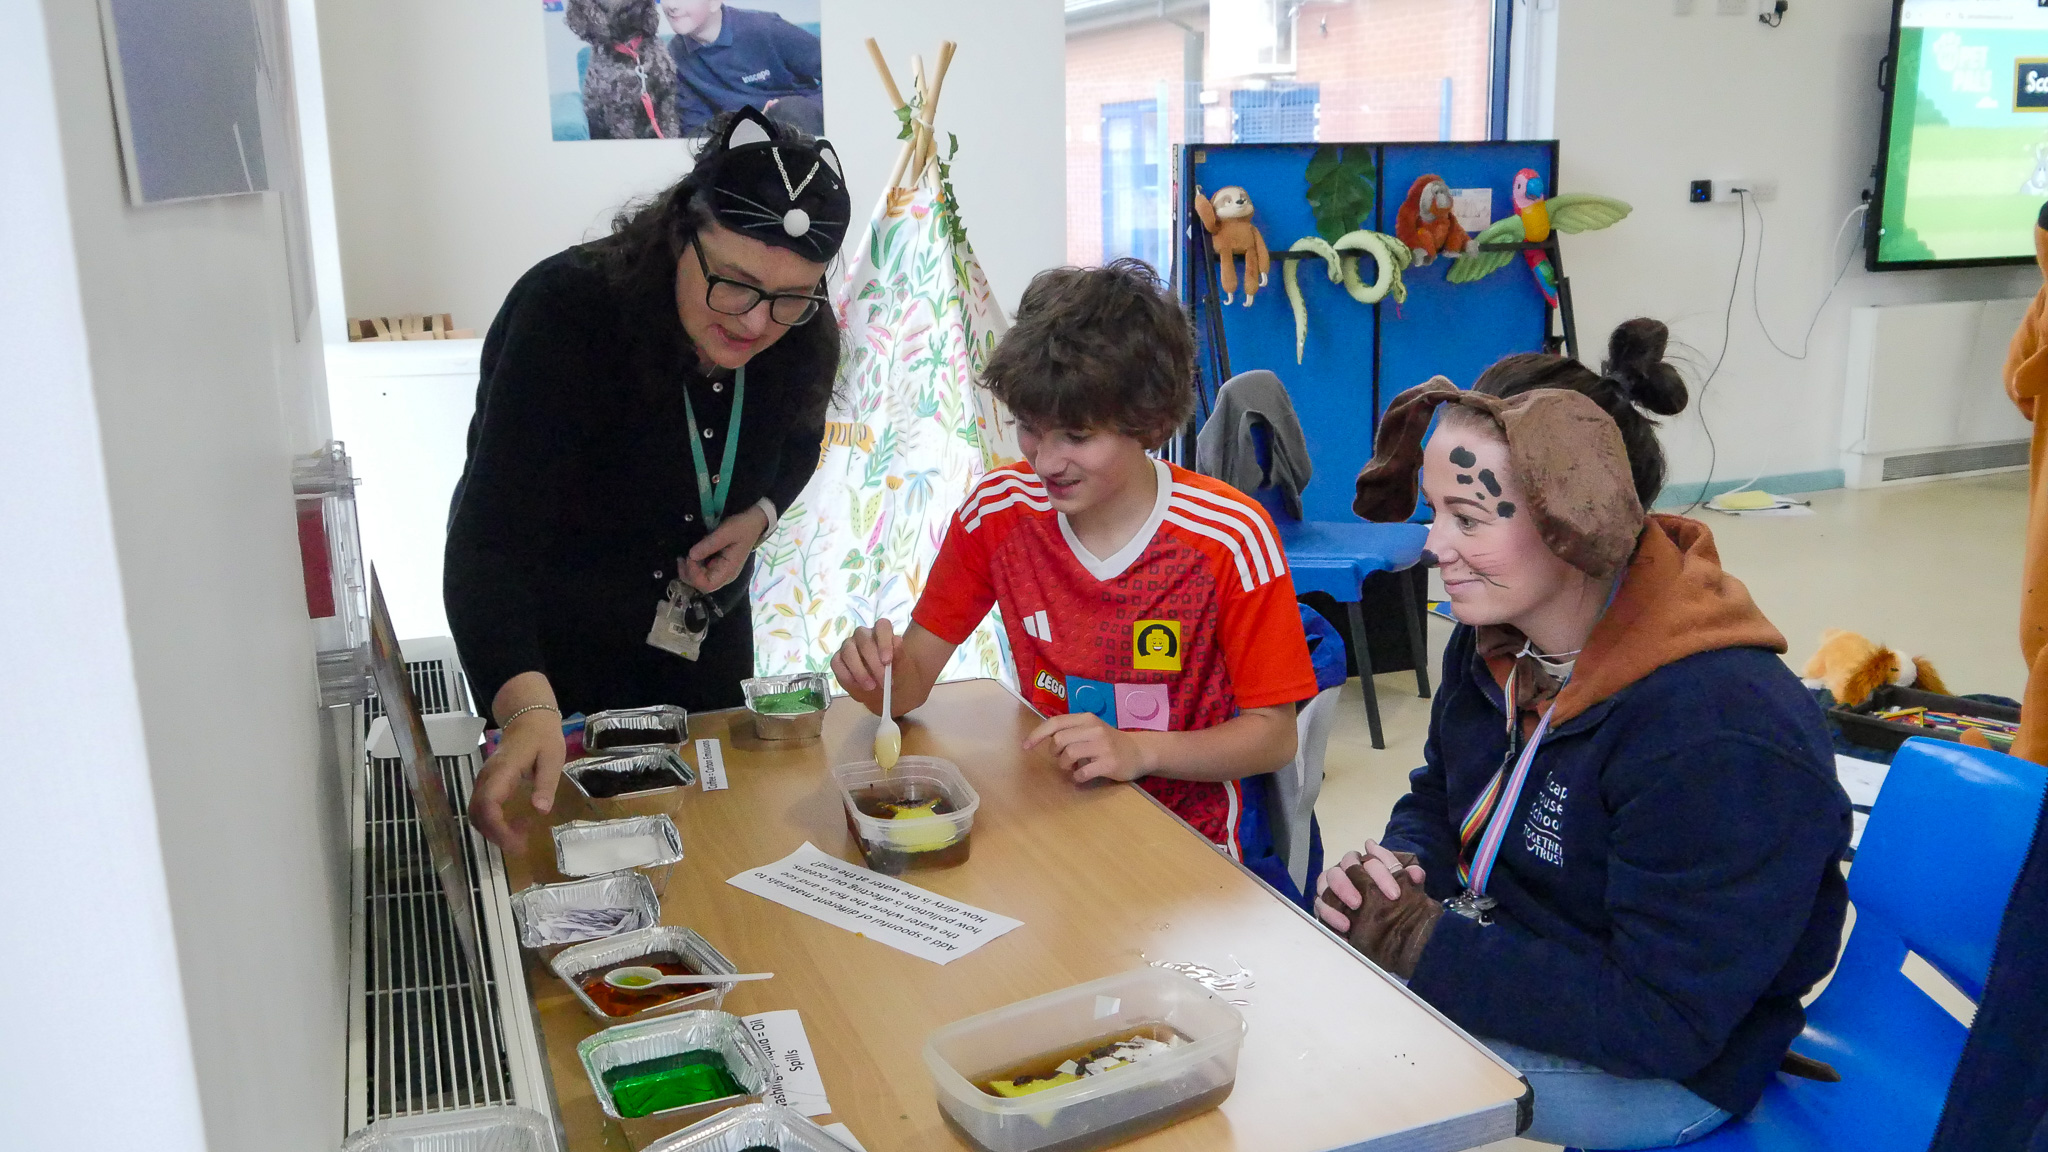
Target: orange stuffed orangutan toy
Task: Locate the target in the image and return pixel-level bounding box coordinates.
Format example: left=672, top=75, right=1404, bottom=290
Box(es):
left=1395, top=174, right=1470, bottom=266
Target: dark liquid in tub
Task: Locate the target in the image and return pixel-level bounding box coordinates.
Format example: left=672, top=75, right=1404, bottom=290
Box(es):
left=844, top=781, right=970, bottom=874
left=579, top=952, right=714, bottom=1018
left=577, top=762, right=686, bottom=797
left=589, top=723, right=684, bottom=751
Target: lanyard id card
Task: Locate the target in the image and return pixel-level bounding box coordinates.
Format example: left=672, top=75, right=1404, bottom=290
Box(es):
left=647, top=579, right=713, bottom=662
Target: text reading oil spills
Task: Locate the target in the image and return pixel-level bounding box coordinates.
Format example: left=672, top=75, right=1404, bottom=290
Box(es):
left=605, top=1050, right=747, bottom=1118
left=976, top=1025, right=1192, bottom=1099
left=1148, top=960, right=1256, bottom=1006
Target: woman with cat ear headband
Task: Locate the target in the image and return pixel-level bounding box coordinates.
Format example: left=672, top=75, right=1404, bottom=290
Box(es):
left=1316, top=366, right=1851, bottom=1148
left=446, top=105, right=850, bottom=851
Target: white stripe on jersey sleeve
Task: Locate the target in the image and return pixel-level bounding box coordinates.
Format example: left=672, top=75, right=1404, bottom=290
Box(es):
left=961, top=471, right=1046, bottom=517
left=1167, top=495, right=1275, bottom=585
left=965, top=490, right=1052, bottom=533
left=1163, top=510, right=1258, bottom=591
left=1169, top=483, right=1288, bottom=577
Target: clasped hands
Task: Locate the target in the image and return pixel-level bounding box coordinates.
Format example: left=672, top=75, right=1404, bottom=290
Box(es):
left=1315, top=840, right=1445, bottom=979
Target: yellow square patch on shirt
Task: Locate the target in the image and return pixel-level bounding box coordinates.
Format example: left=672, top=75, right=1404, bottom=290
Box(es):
left=1132, top=619, right=1182, bottom=671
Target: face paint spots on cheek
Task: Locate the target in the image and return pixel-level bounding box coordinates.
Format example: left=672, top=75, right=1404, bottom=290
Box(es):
left=1477, top=469, right=1502, bottom=497
left=1448, top=445, right=1478, bottom=469
left=1456, top=474, right=1473, bottom=485
left=1497, top=501, right=1517, bottom=519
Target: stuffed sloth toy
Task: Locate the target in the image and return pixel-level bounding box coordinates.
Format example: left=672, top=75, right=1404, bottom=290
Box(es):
left=1195, top=186, right=1272, bottom=306
left=1800, top=628, right=1949, bottom=709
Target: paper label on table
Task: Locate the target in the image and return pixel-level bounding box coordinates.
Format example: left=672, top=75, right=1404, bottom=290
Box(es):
left=1452, top=188, right=1493, bottom=234
left=821, top=1123, right=868, bottom=1151
left=742, top=1009, right=830, bottom=1117
left=1835, top=754, right=1888, bottom=810
left=728, top=842, right=1023, bottom=963
left=697, top=738, right=728, bottom=791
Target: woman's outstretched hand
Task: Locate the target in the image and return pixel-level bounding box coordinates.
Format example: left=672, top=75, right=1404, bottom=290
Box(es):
left=684, top=504, right=773, bottom=593
left=469, top=707, right=567, bottom=852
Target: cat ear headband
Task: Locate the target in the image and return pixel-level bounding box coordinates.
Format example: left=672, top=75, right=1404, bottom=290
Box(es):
left=693, top=105, right=850, bottom=263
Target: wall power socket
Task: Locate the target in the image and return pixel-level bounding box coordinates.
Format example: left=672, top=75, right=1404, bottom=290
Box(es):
left=1688, top=178, right=1778, bottom=204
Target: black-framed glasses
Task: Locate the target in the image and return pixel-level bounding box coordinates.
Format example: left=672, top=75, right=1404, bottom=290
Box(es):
left=690, top=240, right=827, bottom=326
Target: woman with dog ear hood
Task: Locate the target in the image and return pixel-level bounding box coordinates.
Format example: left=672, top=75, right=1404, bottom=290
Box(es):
left=446, top=106, right=850, bottom=850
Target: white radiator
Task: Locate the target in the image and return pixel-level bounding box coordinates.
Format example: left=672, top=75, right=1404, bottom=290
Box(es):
left=1841, top=299, right=2034, bottom=488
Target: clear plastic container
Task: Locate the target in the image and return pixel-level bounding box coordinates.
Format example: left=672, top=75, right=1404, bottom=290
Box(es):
left=830, top=756, right=979, bottom=875
left=641, top=1103, right=858, bottom=1152
left=923, top=967, right=1246, bottom=1152
left=549, top=925, right=737, bottom=1022
left=339, top=1105, right=557, bottom=1152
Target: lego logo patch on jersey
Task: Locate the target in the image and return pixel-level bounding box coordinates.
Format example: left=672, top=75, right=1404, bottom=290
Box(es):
left=1132, top=620, right=1182, bottom=671
left=1034, top=670, right=1067, bottom=700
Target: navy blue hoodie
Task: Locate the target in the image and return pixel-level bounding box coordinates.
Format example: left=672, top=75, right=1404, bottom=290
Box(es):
left=1383, top=515, right=1852, bottom=1115
left=668, top=8, right=822, bottom=136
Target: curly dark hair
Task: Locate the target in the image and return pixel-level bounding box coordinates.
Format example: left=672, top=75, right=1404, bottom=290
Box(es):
left=982, top=258, right=1195, bottom=449
left=1470, top=318, right=1689, bottom=507
left=584, top=110, right=842, bottom=414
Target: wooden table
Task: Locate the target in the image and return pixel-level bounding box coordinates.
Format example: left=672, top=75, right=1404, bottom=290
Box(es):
left=501, top=679, right=1530, bottom=1151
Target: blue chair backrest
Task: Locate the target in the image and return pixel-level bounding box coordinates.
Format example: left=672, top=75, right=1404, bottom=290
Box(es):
left=1847, top=738, right=2047, bottom=1001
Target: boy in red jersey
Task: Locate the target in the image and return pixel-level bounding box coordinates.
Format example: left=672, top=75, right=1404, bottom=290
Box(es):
left=833, top=260, right=1318, bottom=894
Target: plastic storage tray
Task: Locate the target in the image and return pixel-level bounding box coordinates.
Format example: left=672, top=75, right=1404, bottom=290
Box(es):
left=339, top=1105, right=557, bottom=1152
left=830, top=756, right=980, bottom=875
left=577, top=1009, right=770, bottom=1124
left=509, top=871, right=660, bottom=949
left=549, top=925, right=738, bottom=1022
left=1832, top=685, right=2020, bottom=755
left=742, top=673, right=831, bottom=741
left=924, top=967, right=1246, bottom=1152
left=641, top=1103, right=858, bottom=1152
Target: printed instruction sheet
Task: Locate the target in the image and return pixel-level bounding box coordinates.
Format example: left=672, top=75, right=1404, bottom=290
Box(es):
left=728, top=842, right=1022, bottom=963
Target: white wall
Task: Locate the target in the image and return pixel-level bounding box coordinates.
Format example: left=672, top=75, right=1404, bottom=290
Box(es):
left=0, top=3, right=207, bottom=1147
left=314, top=0, right=1065, bottom=332
left=1553, top=0, right=2039, bottom=497
left=20, top=3, right=352, bottom=1151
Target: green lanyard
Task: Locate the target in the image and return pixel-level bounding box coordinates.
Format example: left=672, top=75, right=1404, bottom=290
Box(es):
left=684, top=367, right=745, bottom=528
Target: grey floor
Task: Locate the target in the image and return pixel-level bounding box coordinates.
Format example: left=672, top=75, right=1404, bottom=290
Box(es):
left=1310, top=472, right=2028, bottom=1151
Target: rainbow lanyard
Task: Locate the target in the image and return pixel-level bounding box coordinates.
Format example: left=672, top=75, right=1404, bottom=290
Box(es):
left=1452, top=661, right=1558, bottom=910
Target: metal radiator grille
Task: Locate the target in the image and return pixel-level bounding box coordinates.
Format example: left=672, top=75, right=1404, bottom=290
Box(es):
left=363, top=658, right=459, bottom=722
left=361, top=750, right=514, bottom=1118
left=1882, top=441, right=2028, bottom=482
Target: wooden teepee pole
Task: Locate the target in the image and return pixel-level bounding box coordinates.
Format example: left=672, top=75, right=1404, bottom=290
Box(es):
left=910, top=41, right=958, bottom=185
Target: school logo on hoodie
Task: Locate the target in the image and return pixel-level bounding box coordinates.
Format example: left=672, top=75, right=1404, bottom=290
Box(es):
left=1523, top=773, right=1568, bottom=867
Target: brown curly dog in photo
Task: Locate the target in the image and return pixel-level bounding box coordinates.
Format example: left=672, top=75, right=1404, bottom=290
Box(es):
left=564, top=0, right=681, bottom=139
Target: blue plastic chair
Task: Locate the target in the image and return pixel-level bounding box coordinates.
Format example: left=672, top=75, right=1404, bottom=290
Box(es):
left=1245, top=424, right=1431, bottom=750
left=1617, top=738, right=2048, bottom=1152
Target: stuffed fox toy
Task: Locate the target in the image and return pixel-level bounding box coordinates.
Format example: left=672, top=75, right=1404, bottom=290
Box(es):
left=1801, top=629, right=1950, bottom=708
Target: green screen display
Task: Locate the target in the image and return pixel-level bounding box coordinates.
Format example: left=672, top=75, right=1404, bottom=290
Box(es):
left=1876, top=1, right=2048, bottom=267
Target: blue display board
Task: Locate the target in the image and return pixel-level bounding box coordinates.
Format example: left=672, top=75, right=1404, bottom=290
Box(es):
left=1179, top=141, right=1559, bottom=523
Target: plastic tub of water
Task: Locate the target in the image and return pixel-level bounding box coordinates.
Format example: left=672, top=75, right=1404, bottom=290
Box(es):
left=923, top=967, right=1246, bottom=1152
left=829, top=756, right=978, bottom=875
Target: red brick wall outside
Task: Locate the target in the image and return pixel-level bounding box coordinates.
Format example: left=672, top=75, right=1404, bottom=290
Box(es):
left=1066, top=0, right=1496, bottom=265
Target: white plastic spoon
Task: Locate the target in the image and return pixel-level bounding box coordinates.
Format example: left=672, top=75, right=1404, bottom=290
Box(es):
left=875, top=659, right=902, bottom=771
left=603, top=966, right=776, bottom=990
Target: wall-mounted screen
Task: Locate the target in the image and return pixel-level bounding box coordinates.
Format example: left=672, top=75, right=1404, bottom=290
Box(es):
left=1872, top=0, right=2048, bottom=270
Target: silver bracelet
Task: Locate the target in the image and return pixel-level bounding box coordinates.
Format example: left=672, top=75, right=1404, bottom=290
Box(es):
left=500, top=702, right=561, bottom=728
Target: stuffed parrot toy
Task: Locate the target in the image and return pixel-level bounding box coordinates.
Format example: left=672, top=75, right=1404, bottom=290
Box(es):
left=1449, top=170, right=1630, bottom=305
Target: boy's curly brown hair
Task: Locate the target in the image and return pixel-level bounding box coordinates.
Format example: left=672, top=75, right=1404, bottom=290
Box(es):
left=982, top=258, right=1195, bottom=449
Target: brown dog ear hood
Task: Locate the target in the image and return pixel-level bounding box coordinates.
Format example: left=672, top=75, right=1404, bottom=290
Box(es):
left=1354, top=377, right=1645, bottom=579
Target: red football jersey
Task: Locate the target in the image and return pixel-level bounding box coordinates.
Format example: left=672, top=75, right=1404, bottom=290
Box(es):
left=913, top=459, right=1317, bottom=854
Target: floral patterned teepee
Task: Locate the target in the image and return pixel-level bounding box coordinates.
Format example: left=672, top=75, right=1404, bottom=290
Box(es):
left=749, top=156, right=1023, bottom=682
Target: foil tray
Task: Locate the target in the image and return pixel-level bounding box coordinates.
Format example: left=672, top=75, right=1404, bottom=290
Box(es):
left=340, top=1105, right=557, bottom=1152
left=643, top=1103, right=858, bottom=1152
left=742, top=673, right=830, bottom=741
left=509, top=871, right=660, bottom=949
left=549, top=925, right=738, bottom=1023
left=585, top=705, right=690, bottom=753
left=577, top=1009, right=770, bottom=1124
left=563, top=749, right=696, bottom=803
left=551, top=814, right=685, bottom=879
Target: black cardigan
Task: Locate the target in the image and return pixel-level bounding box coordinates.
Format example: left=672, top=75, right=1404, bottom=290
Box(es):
left=444, top=246, right=830, bottom=716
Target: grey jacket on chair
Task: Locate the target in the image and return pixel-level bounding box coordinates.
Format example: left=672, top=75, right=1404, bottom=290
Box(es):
left=1195, top=369, right=1313, bottom=518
